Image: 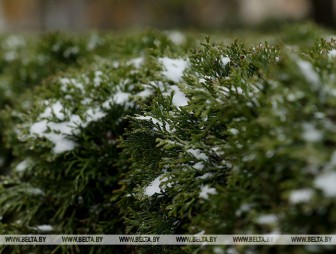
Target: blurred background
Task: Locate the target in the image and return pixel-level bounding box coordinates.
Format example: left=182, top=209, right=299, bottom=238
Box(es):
left=0, top=0, right=335, bottom=32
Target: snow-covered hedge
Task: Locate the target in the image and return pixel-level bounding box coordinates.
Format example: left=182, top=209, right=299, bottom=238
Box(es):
left=1, top=26, right=336, bottom=253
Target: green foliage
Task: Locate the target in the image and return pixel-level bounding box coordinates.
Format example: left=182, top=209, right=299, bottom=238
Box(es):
left=0, top=25, right=336, bottom=254
left=122, top=35, right=336, bottom=254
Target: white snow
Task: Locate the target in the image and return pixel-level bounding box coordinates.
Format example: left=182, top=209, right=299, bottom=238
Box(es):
left=85, top=108, right=106, bottom=122
left=198, top=173, right=213, bottom=180
left=199, top=185, right=217, bottom=199
left=199, top=78, right=207, bottom=84
left=3, top=35, right=26, bottom=49
left=170, top=85, right=189, bottom=107
left=81, top=98, right=92, bottom=105
left=289, top=188, right=313, bottom=204
left=159, top=57, right=189, bottom=83
left=87, top=33, right=100, bottom=50
left=113, top=91, right=131, bottom=105
left=136, top=115, right=162, bottom=125
left=302, top=123, right=323, bottom=142
left=193, top=162, right=205, bottom=170
left=59, top=77, right=85, bottom=93
left=229, top=128, right=239, bottom=135
left=297, top=59, right=320, bottom=89
left=256, top=214, right=278, bottom=225
left=127, top=57, right=144, bottom=68
left=328, top=151, right=336, bottom=169
left=93, top=70, right=103, bottom=86
left=15, top=159, right=30, bottom=172
left=136, top=80, right=189, bottom=108
left=4, top=51, right=16, bottom=61
left=235, top=87, right=244, bottom=95
left=328, top=49, right=336, bottom=58
left=30, top=118, right=78, bottom=154
left=30, top=120, right=48, bottom=135
left=144, top=175, right=168, bottom=196
left=266, top=150, right=275, bottom=158
left=40, top=101, right=66, bottom=120
left=27, top=188, right=44, bottom=195
left=196, top=230, right=205, bottom=235
left=47, top=121, right=76, bottom=135
left=102, top=90, right=133, bottom=109
left=35, top=225, right=53, bottom=232
left=136, top=115, right=172, bottom=132
left=136, top=87, right=154, bottom=98
left=221, top=56, right=231, bottom=66
left=326, top=151, right=336, bottom=170
left=63, top=47, right=79, bottom=58
left=314, top=171, right=336, bottom=197
left=187, top=149, right=208, bottom=160
left=39, top=106, right=52, bottom=119
left=30, top=92, right=115, bottom=154
left=46, top=133, right=77, bottom=154
left=235, top=203, right=252, bottom=216
left=167, top=31, right=186, bottom=45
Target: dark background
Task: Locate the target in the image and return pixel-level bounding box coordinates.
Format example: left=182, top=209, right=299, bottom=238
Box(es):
left=0, top=0, right=335, bottom=32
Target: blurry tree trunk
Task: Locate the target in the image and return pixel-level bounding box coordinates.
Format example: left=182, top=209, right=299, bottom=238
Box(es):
left=0, top=2, right=5, bottom=31
left=39, top=0, right=47, bottom=31
left=311, top=0, right=335, bottom=28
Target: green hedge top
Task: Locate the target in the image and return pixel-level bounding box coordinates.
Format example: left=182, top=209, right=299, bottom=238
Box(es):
left=1, top=26, right=336, bottom=254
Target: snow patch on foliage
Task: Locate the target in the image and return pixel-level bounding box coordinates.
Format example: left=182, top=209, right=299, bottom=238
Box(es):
left=328, top=49, right=336, bottom=58
left=40, top=101, right=66, bottom=120
left=113, top=91, right=132, bottom=105
left=127, top=57, right=144, bottom=68
left=30, top=102, right=109, bottom=154
left=297, top=59, right=320, bottom=89
left=229, top=128, right=239, bottom=135
left=137, top=81, right=189, bottom=108
left=236, top=203, right=252, bottom=217
left=302, top=123, right=323, bottom=142
left=59, top=77, right=85, bottom=93
left=256, top=214, right=278, bottom=225
left=166, top=31, right=186, bottom=45
left=30, top=120, right=48, bottom=134
left=136, top=115, right=172, bottom=132
left=46, top=134, right=76, bottom=154
left=29, top=73, right=138, bottom=154
left=103, top=91, right=133, bottom=109
left=221, top=56, right=231, bottom=66
left=325, top=151, right=336, bottom=170
left=136, top=86, right=154, bottom=98
left=35, top=225, right=53, bottom=232
left=30, top=117, right=79, bottom=154
left=193, top=162, right=205, bottom=170
left=27, top=188, right=44, bottom=196
left=159, top=57, right=189, bottom=83
left=144, top=175, right=169, bottom=197
left=289, top=189, right=313, bottom=204
left=198, top=173, right=213, bottom=180
left=314, top=171, right=336, bottom=197
left=199, top=185, right=217, bottom=199
left=93, top=71, right=103, bottom=86
left=170, top=85, right=189, bottom=107
left=187, top=149, right=208, bottom=161
left=86, top=108, right=106, bottom=122
left=15, top=159, right=30, bottom=172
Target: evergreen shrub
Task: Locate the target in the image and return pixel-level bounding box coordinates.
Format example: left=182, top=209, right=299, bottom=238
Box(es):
left=0, top=26, right=336, bottom=253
